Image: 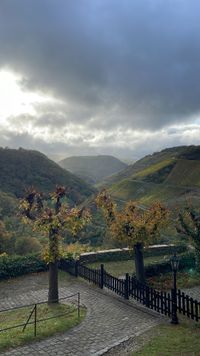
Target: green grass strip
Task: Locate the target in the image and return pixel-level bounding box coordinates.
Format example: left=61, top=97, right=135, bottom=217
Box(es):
left=0, top=302, right=86, bottom=352
left=133, top=318, right=200, bottom=355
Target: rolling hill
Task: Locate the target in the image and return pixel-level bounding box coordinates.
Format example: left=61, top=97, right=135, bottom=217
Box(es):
left=0, top=147, right=95, bottom=204
left=101, top=145, right=200, bottom=207
left=59, top=155, right=127, bottom=184
left=165, top=159, right=200, bottom=187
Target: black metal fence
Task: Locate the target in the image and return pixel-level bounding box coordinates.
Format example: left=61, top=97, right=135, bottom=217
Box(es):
left=104, top=270, right=125, bottom=297
left=128, top=274, right=200, bottom=321
left=0, top=293, right=80, bottom=337
left=127, top=275, right=172, bottom=316
left=177, top=289, right=199, bottom=321
left=60, top=260, right=200, bottom=322
left=78, top=263, right=102, bottom=286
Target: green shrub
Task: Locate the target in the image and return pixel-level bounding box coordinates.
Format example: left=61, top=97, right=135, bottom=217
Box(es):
left=0, top=254, right=47, bottom=280
left=144, top=252, right=196, bottom=277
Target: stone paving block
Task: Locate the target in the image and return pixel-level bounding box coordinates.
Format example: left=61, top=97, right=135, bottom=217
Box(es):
left=0, top=275, right=163, bottom=355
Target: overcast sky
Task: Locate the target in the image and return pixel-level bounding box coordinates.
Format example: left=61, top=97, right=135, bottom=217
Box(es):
left=0, top=0, right=200, bottom=161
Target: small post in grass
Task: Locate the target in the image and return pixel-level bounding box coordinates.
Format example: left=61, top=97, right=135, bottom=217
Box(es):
left=78, top=292, right=80, bottom=319
left=34, top=304, right=37, bottom=337
left=170, top=253, right=179, bottom=325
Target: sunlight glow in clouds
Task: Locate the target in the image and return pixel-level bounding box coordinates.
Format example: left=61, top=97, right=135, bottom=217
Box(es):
left=1, top=0, right=200, bottom=160
left=0, top=67, right=200, bottom=160
left=0, top=70, right=55, bottom=124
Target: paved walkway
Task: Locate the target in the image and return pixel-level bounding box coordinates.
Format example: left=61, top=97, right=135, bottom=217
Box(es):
left=0, top=273, right=163, bottom=356
left=182, top=285, right=200, bottom=301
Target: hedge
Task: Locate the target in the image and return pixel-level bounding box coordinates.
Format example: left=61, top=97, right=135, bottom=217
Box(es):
left=0, top=246, right=193, bottom=281
left=0, top=254, right=48, bottom=280
left=144, top=252, right=196, bottom=278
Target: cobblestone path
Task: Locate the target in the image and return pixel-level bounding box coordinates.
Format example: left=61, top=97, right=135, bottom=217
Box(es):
left=182, top=285, right=200, bottom=301
left=0, top=273, right=163, bottom=356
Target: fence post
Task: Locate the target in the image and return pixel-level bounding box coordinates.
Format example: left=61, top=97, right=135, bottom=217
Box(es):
left=145, top=285, right=150, bottom=308
left=100, top=264, right=104, bottom=289
left=34, top=304, right=37, bottom=337
left=78, top=292, right=80, bottom=319
left=124, top=273, right=129, bottom=300
left=75, top=260, right=79, bottom=277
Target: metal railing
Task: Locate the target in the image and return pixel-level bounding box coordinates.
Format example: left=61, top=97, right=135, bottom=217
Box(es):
left=60, top=260, right=200, bottom=322
left=0, top=292, right=80, bottom=337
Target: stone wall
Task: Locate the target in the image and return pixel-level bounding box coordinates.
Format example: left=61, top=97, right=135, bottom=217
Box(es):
left=79, top=244, right=187, bottom=264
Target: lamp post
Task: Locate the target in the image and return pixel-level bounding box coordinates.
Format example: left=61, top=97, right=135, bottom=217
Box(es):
left=170, top=253, right=179, bottom=324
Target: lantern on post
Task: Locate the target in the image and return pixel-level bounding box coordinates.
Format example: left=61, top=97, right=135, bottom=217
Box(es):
left=170, top=253, right=179, bottom=324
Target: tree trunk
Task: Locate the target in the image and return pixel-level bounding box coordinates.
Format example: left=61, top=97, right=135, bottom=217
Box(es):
left=48, top=261, right=59, bottom=303
left=134, top=242, right=145, bottom=284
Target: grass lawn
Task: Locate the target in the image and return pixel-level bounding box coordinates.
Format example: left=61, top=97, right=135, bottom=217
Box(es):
left=0, top=301, right=86, bottom=352
left=87, top=255, right=171, bottom=277
left=133, top=317, right=200, bottom=355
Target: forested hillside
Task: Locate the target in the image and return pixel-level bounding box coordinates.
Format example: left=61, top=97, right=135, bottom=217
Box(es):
left=0, top=148, right=96, bottom=256
left=59, top=155, right=127, bottom=184
left=0, top=148, right=95, bottom=203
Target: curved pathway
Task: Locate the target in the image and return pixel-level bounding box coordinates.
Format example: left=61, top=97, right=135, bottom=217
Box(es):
left=0, top=273, right=163, bottom=356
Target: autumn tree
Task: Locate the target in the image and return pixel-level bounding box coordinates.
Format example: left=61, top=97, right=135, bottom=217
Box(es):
left=177, top=206, right=200, bottom=273
left=96, top=189, right=168, bottom=283
left=19, top=186, right=90, bottom=303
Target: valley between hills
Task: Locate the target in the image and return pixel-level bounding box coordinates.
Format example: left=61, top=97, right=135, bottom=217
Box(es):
left=1, top=144, right=200, bottom=255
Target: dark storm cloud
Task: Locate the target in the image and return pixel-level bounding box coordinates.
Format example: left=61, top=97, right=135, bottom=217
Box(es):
left=1, top=0, right=200, bottom=131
